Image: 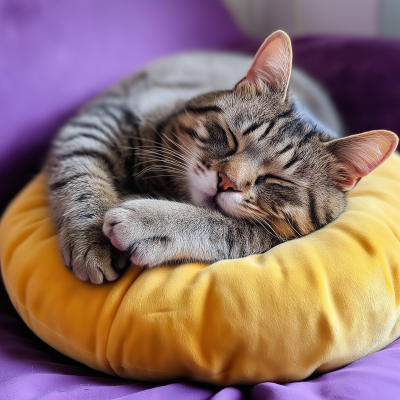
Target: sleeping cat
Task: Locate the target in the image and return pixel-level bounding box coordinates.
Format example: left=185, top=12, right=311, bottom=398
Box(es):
left=45, top=30, right=398, bottom=284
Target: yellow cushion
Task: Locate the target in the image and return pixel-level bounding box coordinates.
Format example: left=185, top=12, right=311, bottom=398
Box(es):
left=2, top=154, right=400, bottom=386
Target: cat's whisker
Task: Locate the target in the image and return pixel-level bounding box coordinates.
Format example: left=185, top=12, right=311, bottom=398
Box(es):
left=262, top=221, right=283, bottom=241
left=250, top=215, right=269, bottom=235
left=138, top=148, right=196, bottom=168
left=134, top=165, right=185, bottom=181
left=122, top=127, right=200, bottom=167
left=144, top=121, right=198, bottom=161
left=163, top=178, right=186, bottom=187
left=122, top=135, right=160, bottom=146
left=134, top=121, right=194, bottom=166
left=133, top=155, right=188, bottom=170
left=136, top=166, right=185, bottom=179
left=267, top=217, right=289, bottom=241
left=144, top=160, right=189, bottom=175
left=242, top=202, right=265, bottom=216
left=254, top=218, right=280, bottom=241
left=130, top=158, right=185, bottom=172
left=125, top=145, right=198, bottom=169
left=139, top=174, right=186, bottom=181
left=129, top=150, right=191, bottom=169
left=251, top=214, right=281, bottom=241
left=242, top=207, right=282, bottom=239
left=165, top=134, right=199, bottom=161
left=284, top=212, right=302, bottom=238
left=134, top=164, right=185, bottom=175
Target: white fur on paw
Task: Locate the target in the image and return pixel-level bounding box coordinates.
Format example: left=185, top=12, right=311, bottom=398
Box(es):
left=103, top=201, right=177, bottom=268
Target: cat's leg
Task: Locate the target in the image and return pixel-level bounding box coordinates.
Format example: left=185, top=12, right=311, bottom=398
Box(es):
left=46, top=100, right=140, bottom=283
left=103, top=199, right=279, bottom=267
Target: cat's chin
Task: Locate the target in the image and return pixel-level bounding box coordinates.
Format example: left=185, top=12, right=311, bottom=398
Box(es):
left=203, top=192, right=241, bottom=218
left=191, top=188, right=242, bottom=218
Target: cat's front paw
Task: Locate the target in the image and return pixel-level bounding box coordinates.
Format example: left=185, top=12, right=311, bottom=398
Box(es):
left=59, top=222, right=129, bottom=284
left=103, top=200, right=180, bottom=268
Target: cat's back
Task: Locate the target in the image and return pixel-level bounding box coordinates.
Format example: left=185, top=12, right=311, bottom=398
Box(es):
left=102, top=52, right=343, bottom=137
left=105, top=53, right=251, bottom=124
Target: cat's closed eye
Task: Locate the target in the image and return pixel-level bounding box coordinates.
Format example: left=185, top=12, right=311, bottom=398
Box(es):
left=255, top=174, right=295, bottom=186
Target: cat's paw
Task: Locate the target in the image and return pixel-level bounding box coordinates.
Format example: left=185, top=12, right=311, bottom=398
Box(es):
left=59, top=222, right=129, bottom=284
left=103, top=200, right=180, bottom=268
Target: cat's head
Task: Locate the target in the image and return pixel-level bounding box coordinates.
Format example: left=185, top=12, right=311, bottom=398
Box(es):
left=169, top=31, right=398, bottom=239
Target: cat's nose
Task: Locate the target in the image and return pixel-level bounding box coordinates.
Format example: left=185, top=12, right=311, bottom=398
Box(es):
left=218, top=172, right=239, bottom=192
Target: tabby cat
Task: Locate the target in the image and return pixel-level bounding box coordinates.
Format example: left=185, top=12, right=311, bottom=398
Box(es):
left=46, top=31, right=398, bottom=284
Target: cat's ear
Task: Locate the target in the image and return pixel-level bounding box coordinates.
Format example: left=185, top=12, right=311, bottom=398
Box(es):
left=244, top=30, right=292, bottom=96
left=326, top=130, right=398, bottom=192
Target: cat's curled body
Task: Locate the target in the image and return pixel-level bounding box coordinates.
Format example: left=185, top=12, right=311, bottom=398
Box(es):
left=46, top=31, right=398, bottom=283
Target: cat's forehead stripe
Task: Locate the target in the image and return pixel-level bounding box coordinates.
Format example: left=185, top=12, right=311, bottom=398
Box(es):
left=298, top=126, right=319, bottom=146
left=185, top=105, right=223, bottom=115
left=242, top=122, right=263, bottom=136
left=258, top=121, right=276, bottom=142
left=277, top=144, right=293, bottom=154
left=283, top=156, right=299, bottom=170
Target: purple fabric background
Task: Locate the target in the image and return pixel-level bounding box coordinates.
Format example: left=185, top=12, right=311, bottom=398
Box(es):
left=1, top=0, right=400, bottom=398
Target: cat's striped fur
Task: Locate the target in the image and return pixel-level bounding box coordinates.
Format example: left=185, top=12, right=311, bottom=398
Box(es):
left=46, top=31, right=398, bottom=283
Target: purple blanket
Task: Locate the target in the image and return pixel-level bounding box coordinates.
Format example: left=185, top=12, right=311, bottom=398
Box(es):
left=1, top=0, right=400, bottom=398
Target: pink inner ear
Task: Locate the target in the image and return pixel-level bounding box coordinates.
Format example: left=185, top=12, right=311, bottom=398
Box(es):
left=328, top=130, right=398, bottom=191
left=246, top=31, right=292, bottom=92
